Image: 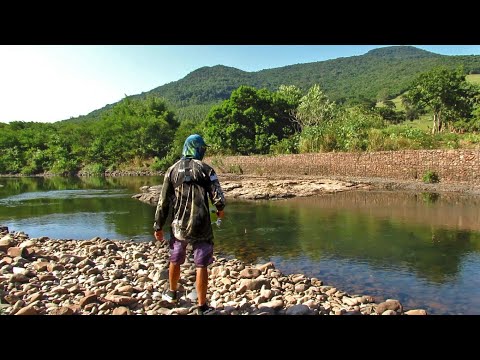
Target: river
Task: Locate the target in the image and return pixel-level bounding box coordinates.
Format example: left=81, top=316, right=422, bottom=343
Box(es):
left=1, top=176, right=479, bottom=314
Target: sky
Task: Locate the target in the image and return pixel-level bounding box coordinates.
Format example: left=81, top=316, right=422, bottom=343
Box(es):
left=1, top=45, right=480, bottom=123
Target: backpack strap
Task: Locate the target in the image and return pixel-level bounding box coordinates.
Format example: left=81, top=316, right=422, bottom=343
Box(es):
left=173, top=158, right=193, bottom=188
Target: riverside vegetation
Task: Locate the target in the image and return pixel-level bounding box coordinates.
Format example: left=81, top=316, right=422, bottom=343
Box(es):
left=1, top=47, right=480, bottom=178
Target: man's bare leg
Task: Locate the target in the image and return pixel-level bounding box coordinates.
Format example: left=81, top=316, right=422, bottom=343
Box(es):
left=169, top=262, right=181, bottom=291
left=196, top=266, right=208, bottom=306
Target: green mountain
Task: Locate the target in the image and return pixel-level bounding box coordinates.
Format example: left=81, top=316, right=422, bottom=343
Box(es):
left=70, top=46, right=480, bottom=122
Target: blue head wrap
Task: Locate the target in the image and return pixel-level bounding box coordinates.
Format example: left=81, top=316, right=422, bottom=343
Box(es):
left=182, top=134, right=208, bottom=160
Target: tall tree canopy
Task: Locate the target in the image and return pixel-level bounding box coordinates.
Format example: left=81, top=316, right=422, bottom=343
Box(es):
left=404, top=67, right=476, bottom=134
left=201, top=86, right=298, bottom=155
left=294, top=84, right=337, bottom=130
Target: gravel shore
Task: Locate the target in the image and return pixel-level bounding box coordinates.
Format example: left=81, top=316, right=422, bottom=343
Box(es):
left=5, top=172, right=473, bottom=316
left=0, top=225, right=427, bottom=315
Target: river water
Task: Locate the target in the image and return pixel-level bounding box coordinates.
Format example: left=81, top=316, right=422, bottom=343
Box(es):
left=1, top=176, right=479, bottom=315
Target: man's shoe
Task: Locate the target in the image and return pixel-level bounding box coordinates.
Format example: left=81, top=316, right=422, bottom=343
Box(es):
left=195, top=304, right=215, bottom=315
left=162, top=290, right=178, bottom=304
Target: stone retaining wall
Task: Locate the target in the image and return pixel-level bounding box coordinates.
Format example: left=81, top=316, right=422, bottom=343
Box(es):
left=205, top=149, right=480, bottom=184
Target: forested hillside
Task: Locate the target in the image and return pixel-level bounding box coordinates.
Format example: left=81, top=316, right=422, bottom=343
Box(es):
left=68, top=46, right=480, bottom=124
left=146, top=46, right=480, bottom=106
left=2, top=47, right=480, bottom=177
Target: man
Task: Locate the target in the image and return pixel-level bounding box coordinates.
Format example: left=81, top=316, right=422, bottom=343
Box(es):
left=153, top=134, right=225, bottom=315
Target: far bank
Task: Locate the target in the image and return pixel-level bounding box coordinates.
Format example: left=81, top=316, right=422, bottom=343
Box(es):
left=4, top=149, right=480, bottom=196
left=205, top=149, right=480, bottom=185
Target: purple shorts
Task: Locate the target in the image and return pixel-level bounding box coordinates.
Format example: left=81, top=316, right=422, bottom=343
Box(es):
left=169, top=238, right=214, bottom=267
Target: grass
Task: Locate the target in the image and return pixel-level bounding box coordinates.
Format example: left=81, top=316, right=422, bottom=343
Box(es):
left=405, top=114, right=432, bottom=132
left=375, top=96, right=405, bottom=111
left=375, top=94, right=432, bottom=132
left=466, top=74, right=480, bottom=85
left=391, top=96, right=406, bottom=111
left=377, top=71, right=480, bottom=133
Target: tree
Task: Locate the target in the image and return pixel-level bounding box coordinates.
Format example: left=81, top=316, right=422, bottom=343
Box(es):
left=294, top=84, right=337, bottom=130
left=277, top=85, right=303, bottom=107
left=405, top=67, right=475, bottom=134
left=202, top=86, right=298, bottom=155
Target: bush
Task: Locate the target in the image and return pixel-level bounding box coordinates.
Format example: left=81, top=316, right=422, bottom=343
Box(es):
left=460, top=133, right=480, bottom=147
left=50, top=159, right=79, bottom=176
left=270, top=136, right=299, bottom=155
left=150, top=158, right=164, bottom=172
left=20, top=165, right=36, bottom=176
left=228, top=164, right=243, bottom=174
left=434, top=132, right=460, bottom=149
left=322, top=133, right=339, bottom=151
left=366, top=129, right=386, bottom=151
left=82, top=163, right=106, bottom=175
left=151, top=157, right=170, bottom=172
left=150, top=152, right=180, bottom=172
left=423, top=170, right=439, bottom=183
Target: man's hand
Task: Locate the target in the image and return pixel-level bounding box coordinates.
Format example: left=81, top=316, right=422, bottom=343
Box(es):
left=154, top=229, right=164, bottom=242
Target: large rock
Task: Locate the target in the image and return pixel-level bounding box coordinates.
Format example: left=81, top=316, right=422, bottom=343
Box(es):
left=132, top=177, right=368, bottom=204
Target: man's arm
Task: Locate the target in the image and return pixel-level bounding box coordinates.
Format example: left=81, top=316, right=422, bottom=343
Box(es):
left=153, top=168, right=174, bottom=231
left=206, top=168, right=225, bottom=211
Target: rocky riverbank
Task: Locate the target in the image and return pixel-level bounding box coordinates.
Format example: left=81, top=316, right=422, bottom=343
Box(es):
left=132, top=175, right=374, bottom=205
left=0, top=226, right=427, bottom=315
left=132, top=174, right=480, bottom=205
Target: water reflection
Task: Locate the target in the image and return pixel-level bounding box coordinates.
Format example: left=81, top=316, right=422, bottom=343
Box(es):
left=1, top=177, right=480, bottom=314
left=210, top=192, right=480, bottom=314
left=0, top=176, right=163, bottom=197
left=421, top=192, right=440, bottom=204
left=213, top=195, right=480, bottom=285
left=0, top=176, right=163, bottom=241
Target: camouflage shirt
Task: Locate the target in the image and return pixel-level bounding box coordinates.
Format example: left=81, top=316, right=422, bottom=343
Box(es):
left=153, top=157, right=225, bottom=244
